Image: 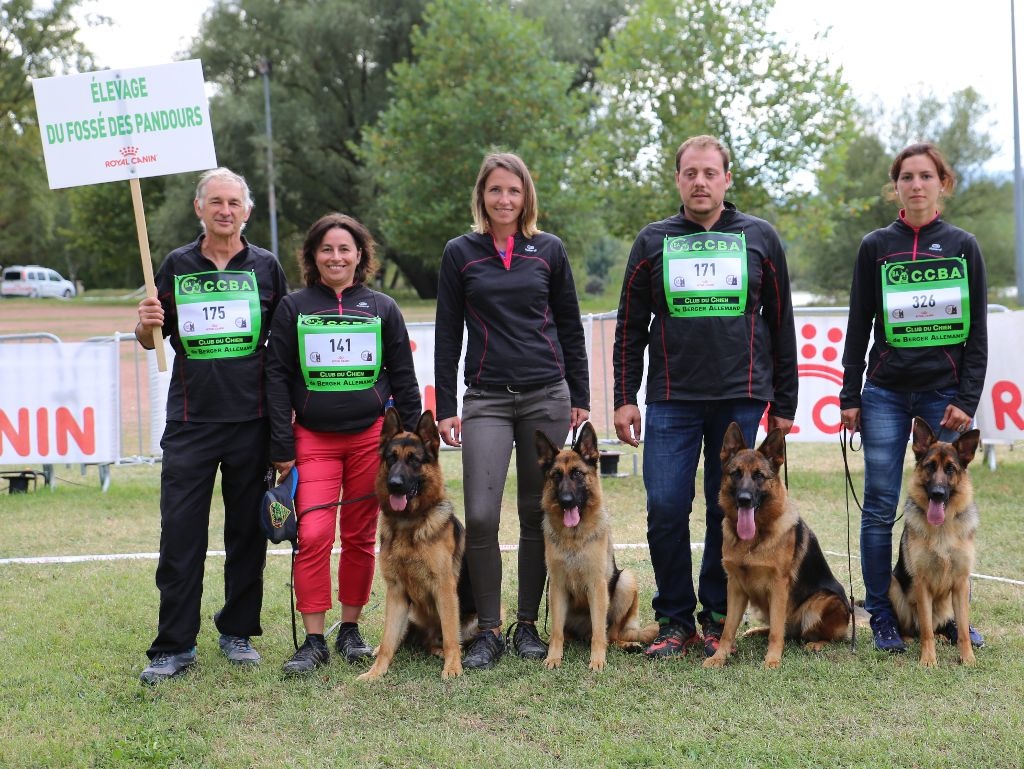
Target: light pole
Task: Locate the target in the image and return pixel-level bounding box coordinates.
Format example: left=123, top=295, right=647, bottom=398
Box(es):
left=1013, top=0, right=1024, bottom=301
left=256, top=57, right=279, bottom=259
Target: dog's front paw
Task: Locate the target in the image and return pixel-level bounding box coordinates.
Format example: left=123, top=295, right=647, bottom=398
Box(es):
left=588, top=655, right=606, bottom=672
left=544, top=655, right=562, bottom=669
left=919, top=653, right=938, bottom=668
left=702, top=654, right=727, bottom=669
left=763, top=655, right=782, bottom=669
left=358, top=664, right=385, bottom=682
left=959, top=650, right=977, bottom=667
left=441, top=660, right=463, bottom=679
left=804, top=640, right=827, bottom=653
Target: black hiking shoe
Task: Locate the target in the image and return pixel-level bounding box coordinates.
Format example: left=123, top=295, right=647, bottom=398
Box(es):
left=335, top=623, right=373, bottom=663
left=283, top=635, right=329, bottom=676
left=508, top=621, right=548, bottom=660
left=463, top=629, right=506, bottom=670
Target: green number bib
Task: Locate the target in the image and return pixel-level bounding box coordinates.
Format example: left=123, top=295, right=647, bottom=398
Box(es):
left=173, top=271, right=262, bottom=359
left=663, top=232, right=748, bottom=317
left=298, top=314, right=382, bottom=391
left=881, top=257, right=970, bottom=348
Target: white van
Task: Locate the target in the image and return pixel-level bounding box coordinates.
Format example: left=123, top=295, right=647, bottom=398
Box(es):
left=1, top=265, right=77, bottom=298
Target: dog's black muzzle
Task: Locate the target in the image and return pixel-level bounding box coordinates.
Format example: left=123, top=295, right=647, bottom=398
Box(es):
left=387, top=466, right=420, bottom=499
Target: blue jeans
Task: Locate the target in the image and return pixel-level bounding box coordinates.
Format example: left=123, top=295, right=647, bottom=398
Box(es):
left=643, top=399, right=767, bottom=633
left=859, top=381, right=960, bottom=617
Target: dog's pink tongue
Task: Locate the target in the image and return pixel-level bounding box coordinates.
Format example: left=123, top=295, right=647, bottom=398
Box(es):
left=390, top=494, right=408, bottom=512
left=563, top=507, right=581, bottom=528
left=927, top=499, right=946, bottom=526
left=737, top=507, right=757, bottom=540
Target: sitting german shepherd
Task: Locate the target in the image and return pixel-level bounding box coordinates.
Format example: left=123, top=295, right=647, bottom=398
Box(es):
left=889, top=417, right=981, bottom=667
left=704, top=422, right=851, bottom=669
left=534, top=423, right=658, bottom=671
left=358, top=409, right=477, bottom=681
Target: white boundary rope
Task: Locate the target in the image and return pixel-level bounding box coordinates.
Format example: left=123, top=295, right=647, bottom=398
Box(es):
left=3, top=542, right=1022, bottom=586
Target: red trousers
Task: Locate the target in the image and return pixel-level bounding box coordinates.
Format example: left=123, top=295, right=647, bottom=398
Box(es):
left=292, top=418, right=382, bottom=613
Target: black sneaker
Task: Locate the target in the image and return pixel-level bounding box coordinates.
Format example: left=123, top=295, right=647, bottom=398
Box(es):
left=701, top=616, right=725, bottom=658
left=335, top=623, right=373, bottom=663
left=140, top=648, right=197, bottom=685
left=936, top=619, right=985, bottom=648
left=283, top=635, right=329, bottom=676
left=463, top=629, right=506, bottom=670
left=508, top=621, right=548, bottom=660
left=644, top=623, right=701, bottom=659
left=869, top=610, right=907, bottom=653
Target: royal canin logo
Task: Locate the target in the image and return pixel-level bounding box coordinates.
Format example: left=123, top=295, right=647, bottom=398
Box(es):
left=104, top=145, right=158, bottom=168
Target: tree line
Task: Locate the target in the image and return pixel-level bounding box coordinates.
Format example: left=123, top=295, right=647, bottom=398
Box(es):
left=1, top=0, right=1014, bottom=299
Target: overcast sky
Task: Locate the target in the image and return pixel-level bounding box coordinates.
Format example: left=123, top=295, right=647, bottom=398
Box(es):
left=73, top=0, right=1023, bottom=173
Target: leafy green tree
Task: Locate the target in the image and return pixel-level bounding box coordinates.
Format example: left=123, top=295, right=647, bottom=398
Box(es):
left=0, top=0, right=92, bottom=271
left=794, top=88, right=1012, bottom=297
left=361, top=0, right=587, bottom=297
left=161, top=0, right=427, bottom=281
left=576, top=0, right=855, bottom=238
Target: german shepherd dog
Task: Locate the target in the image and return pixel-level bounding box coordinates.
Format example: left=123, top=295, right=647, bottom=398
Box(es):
left=889, top=417, right=981, bottom=667
left=358, top=408, right=477, bottom=681
left=534, top=422, right=659, bottom=671
left=704, top=422, right=851, bottom=669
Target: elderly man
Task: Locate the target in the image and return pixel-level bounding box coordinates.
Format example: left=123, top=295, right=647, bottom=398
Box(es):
left=135, top=167, right=287, bottom=684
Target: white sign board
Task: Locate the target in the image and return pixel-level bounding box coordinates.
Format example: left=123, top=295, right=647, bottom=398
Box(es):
left=32, top=59, right=216, bottom=189
left=0, top=342, right=120, bottom=464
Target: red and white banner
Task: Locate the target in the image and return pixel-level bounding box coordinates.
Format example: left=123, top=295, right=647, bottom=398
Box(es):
left=0, top=342, right=120, bottom=463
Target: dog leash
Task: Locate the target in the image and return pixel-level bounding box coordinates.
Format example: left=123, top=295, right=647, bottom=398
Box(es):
left=287, top=492, right=378, bottom=651
left=839, top=427, right=860, bottom=653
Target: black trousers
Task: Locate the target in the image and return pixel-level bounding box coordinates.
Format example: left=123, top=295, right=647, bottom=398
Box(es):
left=147, top=419, right=269, bottom=658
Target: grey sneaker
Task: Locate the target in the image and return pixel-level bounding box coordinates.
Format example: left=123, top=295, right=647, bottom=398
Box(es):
left=219, top=634, right=261, bottom=665
left=140, top=648, right=197, bottom=685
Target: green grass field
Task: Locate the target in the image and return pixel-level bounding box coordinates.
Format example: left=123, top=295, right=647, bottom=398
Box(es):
left=1, top=442, right=1022, bottom=768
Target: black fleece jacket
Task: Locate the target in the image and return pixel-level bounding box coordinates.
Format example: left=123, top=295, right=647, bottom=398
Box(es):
left=613, top=203, right=798, bottom=419
left=433, top=230, right=590, bottom=421
left=264, top=282, right=421, bottom=463
left=840, top=213, right=988, bottom=415
left=154, top=236, right=287, bottom=423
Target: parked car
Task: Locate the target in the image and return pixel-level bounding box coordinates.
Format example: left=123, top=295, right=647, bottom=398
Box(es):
left=1, top=265, right=77, bottom=298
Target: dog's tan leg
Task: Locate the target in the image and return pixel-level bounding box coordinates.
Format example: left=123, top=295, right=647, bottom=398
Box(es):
left=913, top=580, right=937, bottom=668
left=952, top=578, right=976, bottom=666
left=359, top=582, right=409, bottom=682
left=704, top=578, right=747, bottom=669
left=545, top=573, right=567, bottom=670
left=436, top=575, right=464, bottom=680
left=763, top=577, right=789, bottom=669
left=588, top=578, right=610, bottom=671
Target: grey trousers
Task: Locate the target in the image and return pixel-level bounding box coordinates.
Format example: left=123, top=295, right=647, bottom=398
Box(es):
left=460, top=380, right=571, bottom=630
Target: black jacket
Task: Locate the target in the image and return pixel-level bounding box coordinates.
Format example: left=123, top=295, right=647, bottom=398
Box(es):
left=613, top=203, right=798, bottom=419
left=264, top=282, right=421, bottom=463
left=154, top=236, right=287, bottom=423
left=840, top=213, right=988, bottom=415
left=434, top=230, right=590, bottom=421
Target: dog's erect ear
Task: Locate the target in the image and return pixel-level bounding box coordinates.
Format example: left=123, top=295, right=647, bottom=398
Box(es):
left=572, top=422, right=600, bottom=467
left=416, top=410, right=441, bottom=461
left=954, top=428, right=981, bottom=468
left=911, top=416, right=936, bottom=462
left=534, top=429, right=560, bottom=471
left=379, top=407, right=403, bottom=454
left=757, top=428, right=786, bottom=473
left=719, top=422, right=747, bottom=464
